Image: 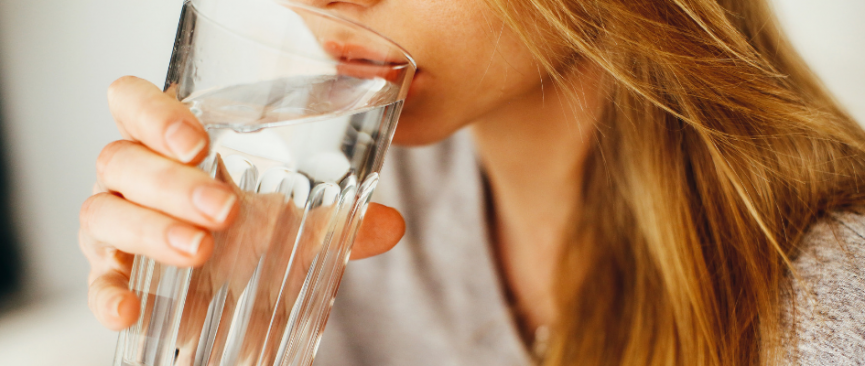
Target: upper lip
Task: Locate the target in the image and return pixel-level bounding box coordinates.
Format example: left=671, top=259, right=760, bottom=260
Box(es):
left=322, top=41, right=407, bottom=67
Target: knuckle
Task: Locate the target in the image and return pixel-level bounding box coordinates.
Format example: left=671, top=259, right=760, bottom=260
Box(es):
left=95, top=140, right=130, bottom=183
left=78, top=229, right=93, bottom=257
left=79, top=228, right=107, bottom=266
left=87, top=270, right=97, bottom=286
left=78, top=229, right=87, bottom=249
left=80, top=193, right=121, bottom=242
left=92, top=181, right=108, bottom=195
left=79, top=194, right=104, bottom=233
left=87, top=275, right=103, bottom=312
left=107, top=76, right=140, bottom=103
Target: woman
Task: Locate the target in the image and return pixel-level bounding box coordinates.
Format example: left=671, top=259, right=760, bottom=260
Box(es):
left=79, top=0, right=865, bottom=364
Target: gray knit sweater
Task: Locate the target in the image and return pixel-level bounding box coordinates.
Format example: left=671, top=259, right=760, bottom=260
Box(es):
left=782, top=210, right=865, bottom=365
left=313, top=130, right=865, bottom=366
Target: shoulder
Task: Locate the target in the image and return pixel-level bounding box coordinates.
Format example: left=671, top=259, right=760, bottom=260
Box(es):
left=791, top=210, right=865, bottom=291
left=782, top=210, right=865, bottom=365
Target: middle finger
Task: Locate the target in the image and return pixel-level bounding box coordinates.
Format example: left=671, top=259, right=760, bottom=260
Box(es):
left=96, top=140, right=237, bottom=230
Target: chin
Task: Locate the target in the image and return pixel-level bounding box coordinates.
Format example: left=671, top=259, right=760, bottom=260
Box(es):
left=390, top=82, right=473, bottom=146
left=390, top=111, right=463, bottom=146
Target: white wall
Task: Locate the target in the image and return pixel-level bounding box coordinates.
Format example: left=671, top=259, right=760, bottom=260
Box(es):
left=772, top=0, right=865, bottom=121
left=0, top=0, right=863, bottom=300
left=0, top=0, right=183, bottom=299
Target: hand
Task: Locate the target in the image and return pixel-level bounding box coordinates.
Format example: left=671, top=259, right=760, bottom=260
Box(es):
left=79, top=76, right=406, bottom=334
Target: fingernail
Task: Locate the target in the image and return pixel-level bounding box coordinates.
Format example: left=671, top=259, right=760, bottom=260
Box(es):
left=192, top=185, right=236, bottom=223
left=167, top=225, right=205, bottom=255
left=165, top=120, right=206, bottom=163
left=110, top=295, right=125, bottom=319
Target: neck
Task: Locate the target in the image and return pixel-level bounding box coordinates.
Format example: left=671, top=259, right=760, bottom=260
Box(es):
left=470, top=66, right=603, bottom=334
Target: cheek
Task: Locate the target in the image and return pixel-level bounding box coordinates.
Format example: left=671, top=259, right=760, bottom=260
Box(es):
left=363, top=0, right=543, bottom=145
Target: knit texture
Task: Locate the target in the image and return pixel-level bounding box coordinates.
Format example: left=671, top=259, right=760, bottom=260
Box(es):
left=315, top=133, right=865, bottom=365
left=782, top=211, right=865, bottom=365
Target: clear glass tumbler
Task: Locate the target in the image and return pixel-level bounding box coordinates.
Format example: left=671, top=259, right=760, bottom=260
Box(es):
left=112, top=1, right=415, bottom=366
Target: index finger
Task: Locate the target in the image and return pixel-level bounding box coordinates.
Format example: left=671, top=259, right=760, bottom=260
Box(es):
left=107, top=76, right=208, bottom=164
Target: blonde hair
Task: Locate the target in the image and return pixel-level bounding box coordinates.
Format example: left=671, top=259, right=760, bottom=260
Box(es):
left=483, top=0, right=865, bottom=364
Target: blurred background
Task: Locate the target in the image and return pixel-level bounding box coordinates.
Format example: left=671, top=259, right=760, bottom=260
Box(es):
left=0, top=0, right=862, bottom=364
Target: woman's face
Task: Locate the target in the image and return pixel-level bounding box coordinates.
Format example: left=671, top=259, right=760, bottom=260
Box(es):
left=316, top=0, right=547, bottom=145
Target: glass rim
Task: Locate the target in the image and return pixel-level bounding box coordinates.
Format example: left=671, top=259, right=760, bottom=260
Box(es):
left=188, top=0, right=417, bottom=71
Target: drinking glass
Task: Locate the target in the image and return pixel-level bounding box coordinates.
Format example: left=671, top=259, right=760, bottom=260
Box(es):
left=112, top=1, right=415, bottom=366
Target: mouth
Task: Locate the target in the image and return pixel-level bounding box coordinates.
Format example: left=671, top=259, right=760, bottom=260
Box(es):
left=322, top=41, right=421, bottom=101
left=336, top=54, right=403, bottom=68
left=323, top=41, right=407, bottom=66
left=322, top=41, right=414, bottom=82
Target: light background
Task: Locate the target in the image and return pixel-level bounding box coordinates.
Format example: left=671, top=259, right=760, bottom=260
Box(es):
left=0, top=0, right=862, bottom=364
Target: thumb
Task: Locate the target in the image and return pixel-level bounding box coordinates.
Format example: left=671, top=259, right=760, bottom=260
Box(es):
left=349, top=203, right=405, bottom=260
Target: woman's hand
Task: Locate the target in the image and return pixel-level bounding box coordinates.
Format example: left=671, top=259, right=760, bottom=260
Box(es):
left=79, top=76, right=405, bottom=331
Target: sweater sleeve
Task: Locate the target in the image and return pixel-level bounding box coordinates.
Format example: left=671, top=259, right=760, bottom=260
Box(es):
left=782, top=211, right=865, bottom=365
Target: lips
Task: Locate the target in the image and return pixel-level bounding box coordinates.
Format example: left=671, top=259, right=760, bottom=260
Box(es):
left=323, top=41, right=410, bottom=82
left=323, top=41, right=403, bottom=65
